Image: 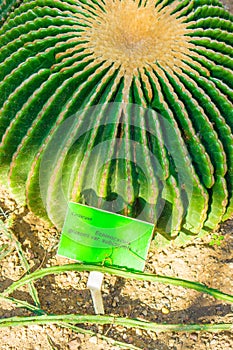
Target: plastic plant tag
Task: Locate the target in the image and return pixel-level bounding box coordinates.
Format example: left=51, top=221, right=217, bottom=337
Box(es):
left=57, top=202, right=154, bottom=271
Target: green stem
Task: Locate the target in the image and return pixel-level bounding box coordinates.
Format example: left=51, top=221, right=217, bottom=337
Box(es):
left=0, top=294, right=45, bottom=315
left=3, top=263, right=233, bottom=303
left=0, top=294, right=141, bottom=349
left=0, top=314, right=232, bottom=333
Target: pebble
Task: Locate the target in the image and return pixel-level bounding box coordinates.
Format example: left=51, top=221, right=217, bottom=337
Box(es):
left=128, top=336, right=134, bottom=343
left=89, top=336, right=98, bottom=344
left=122, top=305, right=131, bottom=314
left=168, top=339, right=176, bottom=347
left=210, top=339, right=217, bottom=345
left=115, top=326, right=126, bottom=333
left=31, top=325, right=42, bottom=331
left=68, top=338, right=81, bottom=350
left=161, top=297, right=171, bottom=307
left=112, top=296, right=119, bottom=307
left=190, top=333, right=198, bottom=341
left=161, top=307, right=170, bottom=314
left=143, top=281, right=150, bottom=288
left=135, top=328, right=143, bottom=336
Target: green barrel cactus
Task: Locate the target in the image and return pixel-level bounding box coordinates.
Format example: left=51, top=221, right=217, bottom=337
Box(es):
left=0, top=0, right=232, bottom=246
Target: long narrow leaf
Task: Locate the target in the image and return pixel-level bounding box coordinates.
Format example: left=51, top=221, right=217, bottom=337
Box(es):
left=3, top=263, right=233, bottom=303
left=0, top=314, right=232, bottom=333
left=0, top=294, right=141, bottom=350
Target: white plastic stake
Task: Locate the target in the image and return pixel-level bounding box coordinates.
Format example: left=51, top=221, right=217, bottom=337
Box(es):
left=87, top=271, right=105, bottom=314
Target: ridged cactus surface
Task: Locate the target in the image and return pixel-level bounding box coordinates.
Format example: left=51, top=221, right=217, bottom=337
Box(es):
left=0, top=0, right=232, bottom=245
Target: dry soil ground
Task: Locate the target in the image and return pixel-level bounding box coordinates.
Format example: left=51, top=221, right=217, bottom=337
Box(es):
left=0, top=1, right=233, bottom=349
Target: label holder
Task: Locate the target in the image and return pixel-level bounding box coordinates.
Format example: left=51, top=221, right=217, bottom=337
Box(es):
left=57, top=202, right=154, bottom=314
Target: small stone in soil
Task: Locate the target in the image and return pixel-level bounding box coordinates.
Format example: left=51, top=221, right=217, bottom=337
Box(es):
left=89, top=336, right=98, bottom=344
left=161, top=307, right=170, bottom=314
left=68, top=337, right=81, bottom=350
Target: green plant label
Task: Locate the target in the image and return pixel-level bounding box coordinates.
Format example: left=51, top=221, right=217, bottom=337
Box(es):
left=57, top=202, right=154, bottom=271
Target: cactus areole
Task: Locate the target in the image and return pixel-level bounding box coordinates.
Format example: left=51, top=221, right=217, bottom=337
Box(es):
left=0, top=0, right=233, bottom=246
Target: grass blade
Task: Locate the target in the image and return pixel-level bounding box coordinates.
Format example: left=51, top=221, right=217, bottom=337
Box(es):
left=0, top=294, right=141, bottom=349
